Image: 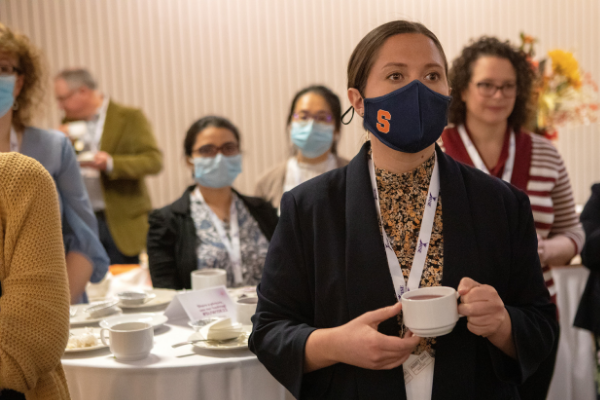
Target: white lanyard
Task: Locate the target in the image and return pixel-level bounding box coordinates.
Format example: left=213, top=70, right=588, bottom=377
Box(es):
left=368, top=152, right=440, bottom=300
left=9, top=126, right=19, bottom=152
left=457, top=124, right=515, bottom=183
left=192, top=187, right=243, bottom=285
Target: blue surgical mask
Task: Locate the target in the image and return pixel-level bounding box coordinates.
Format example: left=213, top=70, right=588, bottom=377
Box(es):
left=192, top=153, right=242, bottom=188
left=290, top=120, right=334, bottom=158
left=363, top=80, right=451, bottom=153
left=0, top=75, right=16, bottom=118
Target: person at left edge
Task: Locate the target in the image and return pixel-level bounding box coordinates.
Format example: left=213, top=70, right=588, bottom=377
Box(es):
left=249, top=20, right=557, bottom=399
left=54, top=68, right=163, bottom=265
left=147, top=116, right=278, bottom=290
left=0, top=23, right=108, bottom=304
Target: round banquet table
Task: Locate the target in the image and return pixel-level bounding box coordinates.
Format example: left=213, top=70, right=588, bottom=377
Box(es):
left=62, top=319, right=293, bottom=400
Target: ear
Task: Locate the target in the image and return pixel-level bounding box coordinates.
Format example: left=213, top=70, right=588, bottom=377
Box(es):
left=347, top=88, right=365, bottom=118
left=13, top=74, right=24, bottom=98
left=185, top=156, right=194, bottom=168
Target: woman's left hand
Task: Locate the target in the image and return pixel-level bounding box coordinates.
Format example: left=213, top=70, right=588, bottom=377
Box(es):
left=457, top=277, right=509, bottom=338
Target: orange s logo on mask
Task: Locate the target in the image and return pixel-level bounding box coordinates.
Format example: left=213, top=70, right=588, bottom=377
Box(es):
left=376, top=110, right=391, bottom=134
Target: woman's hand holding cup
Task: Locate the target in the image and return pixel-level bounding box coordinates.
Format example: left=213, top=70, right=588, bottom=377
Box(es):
left=304, top=302, right=420, bottom=373
left=457, top=277, right=515, bottom=358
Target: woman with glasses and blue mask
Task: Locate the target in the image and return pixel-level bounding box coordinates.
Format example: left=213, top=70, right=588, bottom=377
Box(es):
left=147, top=116, right=278, bottom=290
left=255, top=85, right=348, bottom=210
left=0, top=24, right=108, bottom=306
left=440, top=37, right=584, bottom=400
left=249, top=21, right=557, bottom=400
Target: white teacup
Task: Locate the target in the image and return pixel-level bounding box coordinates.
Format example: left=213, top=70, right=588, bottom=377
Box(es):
left=236, top=297, right=258, bottom=325
left=401, top=286, right=461, bottom=338
left=191, top=269, right=227, bottom=291
left=67, top=121, right=87, bottom=140
left=100, top=322, right=153, bottom=361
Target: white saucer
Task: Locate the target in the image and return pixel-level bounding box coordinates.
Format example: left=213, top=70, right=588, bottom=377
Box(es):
left=65, top=328, right=108, bottom=353
left=408, top=322, right=457, bottom=338
left=99, top=312, right=168, bottom=330
left=189, top=325, right=252, bottom=351
left=70, top=304, right=122, bottom=326
left=117, top=289, right=177, bottom=309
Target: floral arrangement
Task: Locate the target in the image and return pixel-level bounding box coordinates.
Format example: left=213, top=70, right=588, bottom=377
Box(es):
left=520, top=33, right=599, bottom=140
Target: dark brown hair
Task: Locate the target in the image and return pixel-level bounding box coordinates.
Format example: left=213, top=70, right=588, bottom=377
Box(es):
left=347, top=20, right=448, bottom=95
left=448, top=36, right=535, bottom=132
left=184, top=116, right=241, bottom=157
left=0, top=23, right=47, bottom=131
left=286, top=85, right=342, bottom=155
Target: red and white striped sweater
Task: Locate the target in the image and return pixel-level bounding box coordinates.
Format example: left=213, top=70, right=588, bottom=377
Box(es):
left=441, top=125, right=584, bottom=298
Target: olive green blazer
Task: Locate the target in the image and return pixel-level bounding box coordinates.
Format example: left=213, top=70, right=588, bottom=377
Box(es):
left=100, top=100, right=163, bottom=256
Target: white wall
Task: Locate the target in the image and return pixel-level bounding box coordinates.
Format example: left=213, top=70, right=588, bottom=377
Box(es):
left=1, top=0, right=598, bottom=207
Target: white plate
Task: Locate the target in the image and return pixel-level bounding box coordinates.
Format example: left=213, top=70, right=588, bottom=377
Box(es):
left=117, top=289, right=177, bottom=309
left=65, top=328, right=108, bottom=353
left=70, top=304, right=122, bottom=326
left=190, top=325, right=252, bottom=351
left=99, top=312, right=168, bottom=330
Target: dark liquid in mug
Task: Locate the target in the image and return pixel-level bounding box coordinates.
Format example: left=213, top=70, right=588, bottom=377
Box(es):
left=409, top=295, right=444, bottom=300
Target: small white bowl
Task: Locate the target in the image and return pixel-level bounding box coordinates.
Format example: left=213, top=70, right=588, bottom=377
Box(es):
left=117, top=291, right=156, bottom=306
left=84, top=300, right=120, bottom=319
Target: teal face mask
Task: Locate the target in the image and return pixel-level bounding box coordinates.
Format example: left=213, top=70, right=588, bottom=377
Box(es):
left=290, top=120, right=334, bottom=158
left=0, top=75, right=16, bottom=118
left=192, top=153, right=242, bottom=188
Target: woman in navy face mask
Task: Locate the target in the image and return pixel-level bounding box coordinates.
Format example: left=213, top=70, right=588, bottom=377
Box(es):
left=249, top=21, right=557, bottom=400
left=147, top=116, right=278, bottom=290
left=255, top=85, right=348, bottom=210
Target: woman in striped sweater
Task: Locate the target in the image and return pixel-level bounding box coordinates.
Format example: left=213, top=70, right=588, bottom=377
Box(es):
left=440, top=36, right=584, bottom=400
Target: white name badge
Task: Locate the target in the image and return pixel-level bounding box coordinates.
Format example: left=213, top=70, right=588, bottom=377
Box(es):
left=164, top=285, right=236, bottom=322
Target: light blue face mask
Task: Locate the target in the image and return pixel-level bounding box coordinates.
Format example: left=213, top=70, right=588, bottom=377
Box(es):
left=290, top=120, right=334, bottom=159
left=0, top=75, right=16, bottom=118
left=192, top=153, right=242, bottom=188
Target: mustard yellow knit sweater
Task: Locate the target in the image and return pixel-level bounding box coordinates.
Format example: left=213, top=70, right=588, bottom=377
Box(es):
left=0, top=153, right=71, bottom=399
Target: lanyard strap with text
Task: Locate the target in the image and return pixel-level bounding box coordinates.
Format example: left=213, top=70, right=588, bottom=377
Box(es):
left=368, top=152, right=440, bottom=300
left=457, top=124, right=515, bottom=183
left=192, top=187, right=243, bottom=285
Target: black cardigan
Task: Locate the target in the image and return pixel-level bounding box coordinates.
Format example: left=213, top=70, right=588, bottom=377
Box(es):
left=574, top=183, right=600, bottom=335
left=249, top=142, right=558, bottom=400
left=147, top=186, right=278, bottom=290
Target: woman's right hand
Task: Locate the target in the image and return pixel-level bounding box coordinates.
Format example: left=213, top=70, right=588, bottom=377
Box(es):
left=304, top=302, right=420, bottom=372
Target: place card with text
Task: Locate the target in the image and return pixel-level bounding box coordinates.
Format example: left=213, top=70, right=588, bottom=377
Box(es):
left=164, top=286, right=235, bottom=322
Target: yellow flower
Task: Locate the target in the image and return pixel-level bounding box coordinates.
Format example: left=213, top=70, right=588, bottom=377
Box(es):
left=548, top=49, right=582, bottom=88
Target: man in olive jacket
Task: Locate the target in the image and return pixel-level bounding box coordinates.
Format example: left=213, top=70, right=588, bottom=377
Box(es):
left=55, top=68, right=163, bottom=264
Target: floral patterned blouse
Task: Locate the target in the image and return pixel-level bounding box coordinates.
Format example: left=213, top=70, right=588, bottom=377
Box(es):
left=375, top=152, right=444, bottom=356
left=190, top=192, right=270, bottom=287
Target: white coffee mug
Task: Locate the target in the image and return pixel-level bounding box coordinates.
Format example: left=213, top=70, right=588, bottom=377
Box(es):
left=236, top=297, right=258, bottom=325
left=401, top=286, right=461, bottom=338
left=67, top=121, right=88, bottom=140
left=100, top=322, right=153, bottom=361
left=191, top=269, right=227, bottom=291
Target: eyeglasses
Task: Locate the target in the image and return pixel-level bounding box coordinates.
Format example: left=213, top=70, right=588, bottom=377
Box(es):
left=56, top=90, right=78, bottom=103
left=474, top=81, right=517, bottom=97
left=192, top=142, right=240, bottom=158
left=0, top=63, right=22, bottom=77
left=292, top=111, right=334, bottom=124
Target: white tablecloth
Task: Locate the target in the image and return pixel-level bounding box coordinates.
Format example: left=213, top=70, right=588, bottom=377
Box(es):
left=62, top=319, right=292, bottom=400
left=548, top=266, right=597, bottom=400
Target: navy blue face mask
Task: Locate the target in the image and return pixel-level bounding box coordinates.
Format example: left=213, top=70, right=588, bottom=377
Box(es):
left=362, top=80, right=451, bottom=153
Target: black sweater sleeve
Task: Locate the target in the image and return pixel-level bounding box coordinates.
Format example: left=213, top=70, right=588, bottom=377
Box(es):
left=580, top=184, right=600, bottom=272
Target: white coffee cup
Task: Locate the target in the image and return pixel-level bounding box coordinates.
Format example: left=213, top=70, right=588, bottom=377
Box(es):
left=401, top=286, right=461, bottom=338
left=67, top=121, right=88, bottom=140
left=236, top=297, right=258, bottom=325
left=100, top=322, right=153, bottom=361
left=191, top=269, right=227, bottom=291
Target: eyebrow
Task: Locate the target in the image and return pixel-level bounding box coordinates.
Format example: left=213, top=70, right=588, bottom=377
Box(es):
left=381, top=62, right=444, bottom=70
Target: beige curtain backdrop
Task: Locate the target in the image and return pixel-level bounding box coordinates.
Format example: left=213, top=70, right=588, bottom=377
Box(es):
left=1, top=0, right=599, bottom=208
